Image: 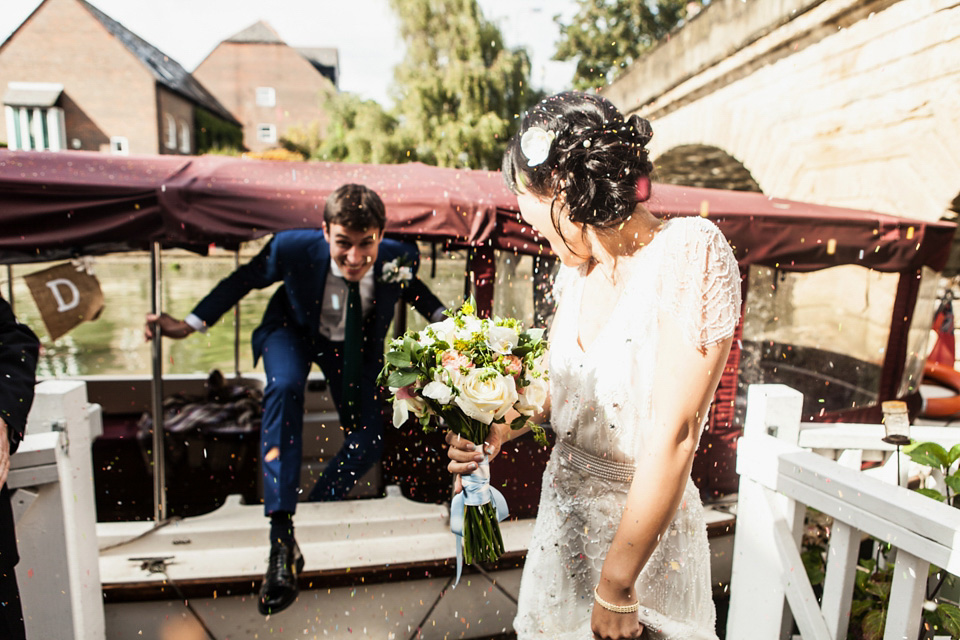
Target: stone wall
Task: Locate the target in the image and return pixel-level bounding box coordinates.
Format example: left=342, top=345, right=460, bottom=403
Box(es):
left=606, top=0, right=960, bottom=222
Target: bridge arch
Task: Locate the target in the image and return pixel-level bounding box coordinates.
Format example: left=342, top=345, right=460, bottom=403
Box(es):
left=653, top=144, right=762, bottom=193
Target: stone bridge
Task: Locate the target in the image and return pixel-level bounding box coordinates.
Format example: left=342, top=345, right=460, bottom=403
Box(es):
left=604, top=0, right=960, bottom=224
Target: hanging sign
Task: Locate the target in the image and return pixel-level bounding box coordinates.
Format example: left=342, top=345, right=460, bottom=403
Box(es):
left=23, top=261, right=104, bottom=341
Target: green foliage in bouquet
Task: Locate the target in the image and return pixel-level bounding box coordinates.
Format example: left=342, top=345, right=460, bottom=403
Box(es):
left=377, top=298, right=549, bottom=444
left=377, top=298, right=550, bottom=571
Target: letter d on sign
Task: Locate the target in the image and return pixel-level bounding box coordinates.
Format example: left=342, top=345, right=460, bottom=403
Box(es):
left=24, top=262, right=105, bottom=340
left=46, top=278, right=80, bottom=312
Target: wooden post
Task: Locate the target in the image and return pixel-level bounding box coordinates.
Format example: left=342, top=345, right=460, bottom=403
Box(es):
left=821, top=520, right=859, bottom=640
left=743, top=384, right=803, bottom=444
left=884, top=550, right=929, bottom=640
left=728, top=384, right=805, bottom=640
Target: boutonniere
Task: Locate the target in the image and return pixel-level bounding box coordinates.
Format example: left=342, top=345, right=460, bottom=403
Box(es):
left=380, top=256, right=414, bottom=285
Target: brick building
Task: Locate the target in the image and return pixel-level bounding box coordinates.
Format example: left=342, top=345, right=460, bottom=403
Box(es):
left=0, top=0, right=241, bottom=155
left=193, top=21, right=337, bottom=153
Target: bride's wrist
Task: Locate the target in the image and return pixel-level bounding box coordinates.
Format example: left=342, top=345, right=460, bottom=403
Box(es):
left=596, top=573, right=637, bottom=604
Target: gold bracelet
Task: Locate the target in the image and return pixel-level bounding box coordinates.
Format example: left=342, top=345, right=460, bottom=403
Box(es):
left=594, top=585, right=639, bottom=614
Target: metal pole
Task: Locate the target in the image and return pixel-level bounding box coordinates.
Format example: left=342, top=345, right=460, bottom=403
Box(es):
left=150, top=242, right=167, bottom=522
left=6, top=265, right=13, bottom=312
left=234, top=248, right=241, bottom=379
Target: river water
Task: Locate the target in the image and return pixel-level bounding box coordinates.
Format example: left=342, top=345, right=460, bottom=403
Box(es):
left=4, top=248, right=536, bottom=378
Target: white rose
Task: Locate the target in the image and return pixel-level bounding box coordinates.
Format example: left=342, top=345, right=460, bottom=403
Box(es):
left=455, top=315, right=484, bottom=341
left=520, top=126, right=556, bottom=167
left=398, top=266, right=413, bottom=281
left=428, top=317, right=457, bottom=345
left=516, top=375, right=549, bottom=416
left=422, top=379, right=455, bottom=405
left=486, top=325, right=520, bottom=355
left=454, top=367, right=518, bottom=425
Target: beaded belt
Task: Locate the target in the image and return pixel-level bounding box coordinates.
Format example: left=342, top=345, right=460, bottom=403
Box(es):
left=555, top=439, right=635, bottom=483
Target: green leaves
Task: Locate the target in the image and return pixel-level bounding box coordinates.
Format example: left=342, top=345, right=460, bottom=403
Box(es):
left=800, top=546, right=825, bottom=586
left=935, top=602, right=960, bottom=637
left=386, top=0, right=542, bottom=170
left=946, top=472, right=960, bottom=495
left=861, top=608, right=886, bottom=640
left=386, top=350, right=414, bottom=368
left=916, top=488, right=948, bottom=502
left=554, top=0, right=696, bottom=90
left=905, top=441, right=951, bottom=470
left=386, top=370, right=418, bottom=389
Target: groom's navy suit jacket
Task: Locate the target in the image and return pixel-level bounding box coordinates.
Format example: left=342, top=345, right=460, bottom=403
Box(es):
left=190, top=228, right=443, bottom=379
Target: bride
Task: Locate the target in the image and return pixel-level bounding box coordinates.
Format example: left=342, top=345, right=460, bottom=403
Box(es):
left=446, top=91, right=740, bottom=639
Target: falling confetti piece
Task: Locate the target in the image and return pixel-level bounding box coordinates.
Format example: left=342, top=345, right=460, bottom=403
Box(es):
left=265, top=447, right=280, bottom=462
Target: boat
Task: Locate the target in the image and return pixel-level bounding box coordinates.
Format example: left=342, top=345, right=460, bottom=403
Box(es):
left=0, top=149, right=954, bottom=639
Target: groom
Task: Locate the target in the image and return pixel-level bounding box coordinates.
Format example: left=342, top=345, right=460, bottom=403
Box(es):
left=145, top=184, right=446, bottom=615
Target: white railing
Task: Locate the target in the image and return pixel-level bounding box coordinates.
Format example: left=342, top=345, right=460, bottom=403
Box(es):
left=728, top=384, right=960, bottom=640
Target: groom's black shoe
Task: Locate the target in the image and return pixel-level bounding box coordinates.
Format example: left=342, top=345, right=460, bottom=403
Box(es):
left=258, top=537, right=304, bottom=615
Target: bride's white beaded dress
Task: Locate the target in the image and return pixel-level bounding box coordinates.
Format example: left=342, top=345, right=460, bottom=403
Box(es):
left=513, top=216, right=741, bottom=640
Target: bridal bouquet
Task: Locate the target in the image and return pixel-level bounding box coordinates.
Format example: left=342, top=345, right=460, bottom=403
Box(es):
left=378, top=299, right=548, bottom=582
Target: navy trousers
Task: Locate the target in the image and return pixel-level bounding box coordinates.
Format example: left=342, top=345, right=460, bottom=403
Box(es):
left=259, top=325, right=385, bottom=514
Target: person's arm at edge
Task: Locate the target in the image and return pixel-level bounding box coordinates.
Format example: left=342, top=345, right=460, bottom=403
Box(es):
left=0, top=297, right=40, bottom=486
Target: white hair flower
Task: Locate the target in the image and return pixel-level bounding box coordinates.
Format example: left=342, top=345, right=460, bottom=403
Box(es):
left=520, top=127, right=556, bottom=167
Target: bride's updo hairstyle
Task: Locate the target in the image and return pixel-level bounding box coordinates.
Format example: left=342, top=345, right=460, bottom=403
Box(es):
left=502, top=91, right=654, bottom=247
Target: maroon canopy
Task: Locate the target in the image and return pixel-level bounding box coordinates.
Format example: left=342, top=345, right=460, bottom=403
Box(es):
left=0, top=150, right=509, bottom=262
left=0, top=149, right=954, bottom=274
left=495, top=188, right=956, bottom=274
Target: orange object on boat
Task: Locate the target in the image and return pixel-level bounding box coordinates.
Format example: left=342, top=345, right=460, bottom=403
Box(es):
left=921, top=360, right=960, bottom=418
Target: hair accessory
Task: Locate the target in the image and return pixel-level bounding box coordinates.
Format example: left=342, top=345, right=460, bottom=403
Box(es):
left=583, top=139, right=591, bottom=148
left=636, top=175, right=651, bottom=202
left=594, top=585, right=640, bottom=614
left=520, top=127, right=556, bottom=167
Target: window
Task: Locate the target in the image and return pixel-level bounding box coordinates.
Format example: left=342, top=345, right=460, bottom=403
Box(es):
left=257, top=123, right=277, bottom=143
left=4, top=82, right=65, bottom=151
left=255, top=87, right=276, bottom=107
left=4, top=105, right=65, bottom=151
left=164, top=114, right=177, bottom=149
left=110, top=136, right=129, bottom=155
left=178, top=119, right=191, bottom=153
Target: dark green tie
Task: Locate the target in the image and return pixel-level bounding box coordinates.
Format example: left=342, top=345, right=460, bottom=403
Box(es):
left=342, top=280, right=363, bottom=429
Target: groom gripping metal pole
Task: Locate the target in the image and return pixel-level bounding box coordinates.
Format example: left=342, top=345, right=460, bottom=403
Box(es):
left=145, top=184, right=446, bottom=615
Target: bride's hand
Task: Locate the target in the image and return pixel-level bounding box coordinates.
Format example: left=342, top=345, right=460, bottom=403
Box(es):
left=591, top=584, right=644, bottom=639
left=444, top=425, right=505, bottom=494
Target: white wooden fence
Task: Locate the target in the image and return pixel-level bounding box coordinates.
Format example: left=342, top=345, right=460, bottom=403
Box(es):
left=728, top=384, right=960, bottom=640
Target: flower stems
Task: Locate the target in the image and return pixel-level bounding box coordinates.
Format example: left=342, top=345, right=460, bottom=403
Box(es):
left=462, top=502, right=505, bottom=565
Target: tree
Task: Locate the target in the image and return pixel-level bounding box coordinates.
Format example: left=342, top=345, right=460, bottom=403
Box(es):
left=554, top=0, right=701, bottom=91
left=285, top=93, right=413, bottom=164
left=388, top=0, right=542, bottom=169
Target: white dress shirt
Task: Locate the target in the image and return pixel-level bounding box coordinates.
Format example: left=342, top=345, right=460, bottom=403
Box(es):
left=317, top=258, right=376, bottom=342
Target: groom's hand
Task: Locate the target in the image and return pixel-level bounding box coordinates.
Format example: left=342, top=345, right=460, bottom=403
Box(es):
left=444, top=427, right=504, bottom=494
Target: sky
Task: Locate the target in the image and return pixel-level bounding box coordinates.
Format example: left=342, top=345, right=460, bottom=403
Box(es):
left=0, top=0, right=579, bottom=107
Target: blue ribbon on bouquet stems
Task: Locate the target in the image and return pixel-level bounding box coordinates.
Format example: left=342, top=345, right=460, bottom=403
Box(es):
left=450, top=453, right=509, bottom=587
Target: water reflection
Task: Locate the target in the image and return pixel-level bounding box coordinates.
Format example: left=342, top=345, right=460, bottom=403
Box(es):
left=4, top=247, right=538, bottom=378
